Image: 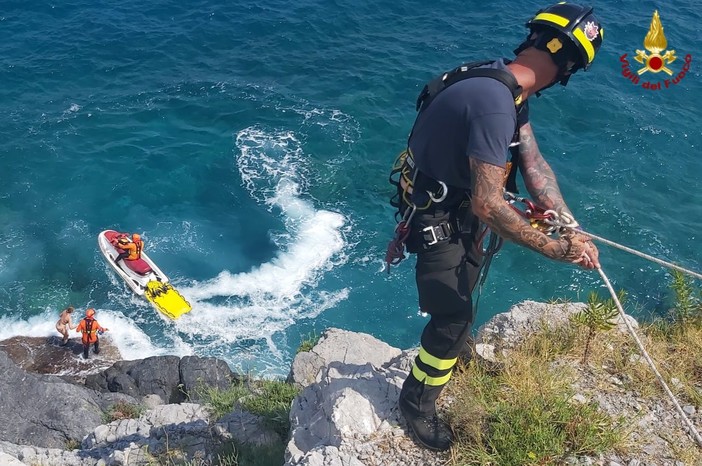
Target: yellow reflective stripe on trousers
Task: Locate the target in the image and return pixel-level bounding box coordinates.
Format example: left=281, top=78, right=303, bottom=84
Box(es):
left=572, top=28, right=595, bottom=64
left=412, top=365, right=453, bottom=387
left=419, top=346, right=457, bottom=371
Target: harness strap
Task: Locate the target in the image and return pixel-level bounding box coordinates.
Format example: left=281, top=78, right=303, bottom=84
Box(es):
left=84, top=318, right=94, bottom=337
left=416, top=62, right=524, bottom=112
left=505, top=145, right=521, bottom=194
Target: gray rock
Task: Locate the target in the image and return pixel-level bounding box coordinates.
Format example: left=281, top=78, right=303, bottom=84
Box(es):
left=179, top=355, right=238, bottom=401
left=214, top=409, right=281, bottom=447
left=86, top=355, right=238, bottom=404
left=476, top=300, right=588, bottom=350
left=0, top=336, right=122, bottom=380
left=285, top=330, right=446, bottom=466
left=0, top=351, right=136, bottom=449
left=287, top=328, right=401, bottom=389
left=0, top=452, right=24, bottom=466
left=141, top=394, right=164, bottom=410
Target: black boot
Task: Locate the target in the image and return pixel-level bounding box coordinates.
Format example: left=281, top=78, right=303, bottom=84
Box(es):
left=399, top=374, right=453, bottom=451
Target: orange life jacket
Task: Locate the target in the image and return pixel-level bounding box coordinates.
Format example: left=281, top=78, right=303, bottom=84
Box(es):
left=132, top=240, right=143, bottom=260
left=77, top=317, right=102, bottom=344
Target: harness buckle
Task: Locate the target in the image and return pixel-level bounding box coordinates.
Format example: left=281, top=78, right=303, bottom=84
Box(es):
left=422, top=222, right=454, bottom=247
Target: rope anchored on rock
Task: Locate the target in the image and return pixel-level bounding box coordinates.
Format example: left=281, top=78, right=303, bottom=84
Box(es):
left=596, top=265, right=702, bottom=448
left=510, top=192, right=702, bottom=447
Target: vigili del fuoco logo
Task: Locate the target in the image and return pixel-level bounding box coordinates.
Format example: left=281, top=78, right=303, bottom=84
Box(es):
left=620, top=10, right=692, bottom=90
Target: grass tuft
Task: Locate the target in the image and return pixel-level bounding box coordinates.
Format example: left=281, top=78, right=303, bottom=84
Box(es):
left=102, top=400, right=144, bottom=423
left=297, top=331, right=321, bottom=353
left=447, top=320, right=626, bottom=465
left=197, top=377, right=299, bottom=438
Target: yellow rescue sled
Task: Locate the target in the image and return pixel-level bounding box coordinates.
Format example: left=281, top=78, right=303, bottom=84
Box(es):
left=144, top=281, right=192, bottom=319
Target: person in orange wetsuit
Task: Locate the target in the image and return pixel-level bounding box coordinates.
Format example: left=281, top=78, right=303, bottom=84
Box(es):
left=111, top=232, right=144, bottom=264
left=75, top=308, right=108, bottom=359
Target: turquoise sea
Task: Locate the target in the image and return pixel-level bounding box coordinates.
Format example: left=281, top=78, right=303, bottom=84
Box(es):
left=1, top=0, right=700, bottom=376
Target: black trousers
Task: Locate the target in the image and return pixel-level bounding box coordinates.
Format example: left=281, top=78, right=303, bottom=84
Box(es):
left=115, top=252, right=130, bottom=263
left=83, top=338, right=100, bottom=358
left=400, top=204, right=482, bottom=416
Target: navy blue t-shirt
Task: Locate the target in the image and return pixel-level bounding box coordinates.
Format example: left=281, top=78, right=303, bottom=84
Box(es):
left=409, top=59, right=527, bottom=190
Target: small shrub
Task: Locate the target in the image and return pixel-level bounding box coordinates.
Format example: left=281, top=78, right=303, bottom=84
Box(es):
left=297, top=331, right=320, bottom=353
left=670, top=270, right=701, bottom=325
left=64, top=438, right=81, bottom=451
left=571, top=291, right=622, bottom=365
left=102, top=400, right=144, bottom=423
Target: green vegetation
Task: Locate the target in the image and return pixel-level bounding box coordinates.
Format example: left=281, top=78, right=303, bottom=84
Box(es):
left=445, top=273, right=702, bottom=465
left=670, top=269, right=702, bottom=324
left=213, top=440, right=285, bottom=466
left=183, top=377, right=298, bottom=466
left=64, top=438, right=81, bottom=451
left=571, top=290, right=622, bottom=364
left=447, top=325, right=625, bottom=465
left=297, top=330, right=320, bottom=353
left=196, top=377, right=299, bottom=438
left=102, top=400, right=144, bottom=423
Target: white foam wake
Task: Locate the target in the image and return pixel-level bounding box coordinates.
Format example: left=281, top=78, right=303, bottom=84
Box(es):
left=0, top=126, right=350, bottom=375
left=0, top=307, right=189, bottom=362
left=172, top=127, right=349, bottom=372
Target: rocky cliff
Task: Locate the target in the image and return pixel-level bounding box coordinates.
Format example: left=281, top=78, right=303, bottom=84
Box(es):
left=0, top=301, right=699, bottom=466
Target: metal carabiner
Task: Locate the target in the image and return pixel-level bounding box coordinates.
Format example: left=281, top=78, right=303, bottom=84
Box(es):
left=428, top=181, right=448, bottom=203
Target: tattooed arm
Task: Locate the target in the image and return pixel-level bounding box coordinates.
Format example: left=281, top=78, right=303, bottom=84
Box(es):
left=518, top=122, right=573, bottom=218
left=517, top=122, right=600, bottom=268
left=469, top=157, right=584, bottom=262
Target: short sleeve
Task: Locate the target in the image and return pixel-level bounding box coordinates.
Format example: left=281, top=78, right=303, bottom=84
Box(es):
left=466, top=113, right=515, bottom=167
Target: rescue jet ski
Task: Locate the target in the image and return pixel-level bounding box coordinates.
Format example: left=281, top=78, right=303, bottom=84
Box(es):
left=98, top=230, right=192, bottom=319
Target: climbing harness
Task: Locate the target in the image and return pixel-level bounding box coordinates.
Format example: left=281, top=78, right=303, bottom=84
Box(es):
left=385, top=149, right=453, bottom=270
left=385, top=60, right=527, bottom=272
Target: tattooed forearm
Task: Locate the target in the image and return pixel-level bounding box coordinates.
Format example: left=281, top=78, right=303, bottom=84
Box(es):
left=518, top=123, right=571, bottom=216
left=470, top=157, right=568, bottom=260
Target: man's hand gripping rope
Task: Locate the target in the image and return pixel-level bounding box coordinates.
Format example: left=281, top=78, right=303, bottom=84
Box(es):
left=504, top=191, right=600, bottom=269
